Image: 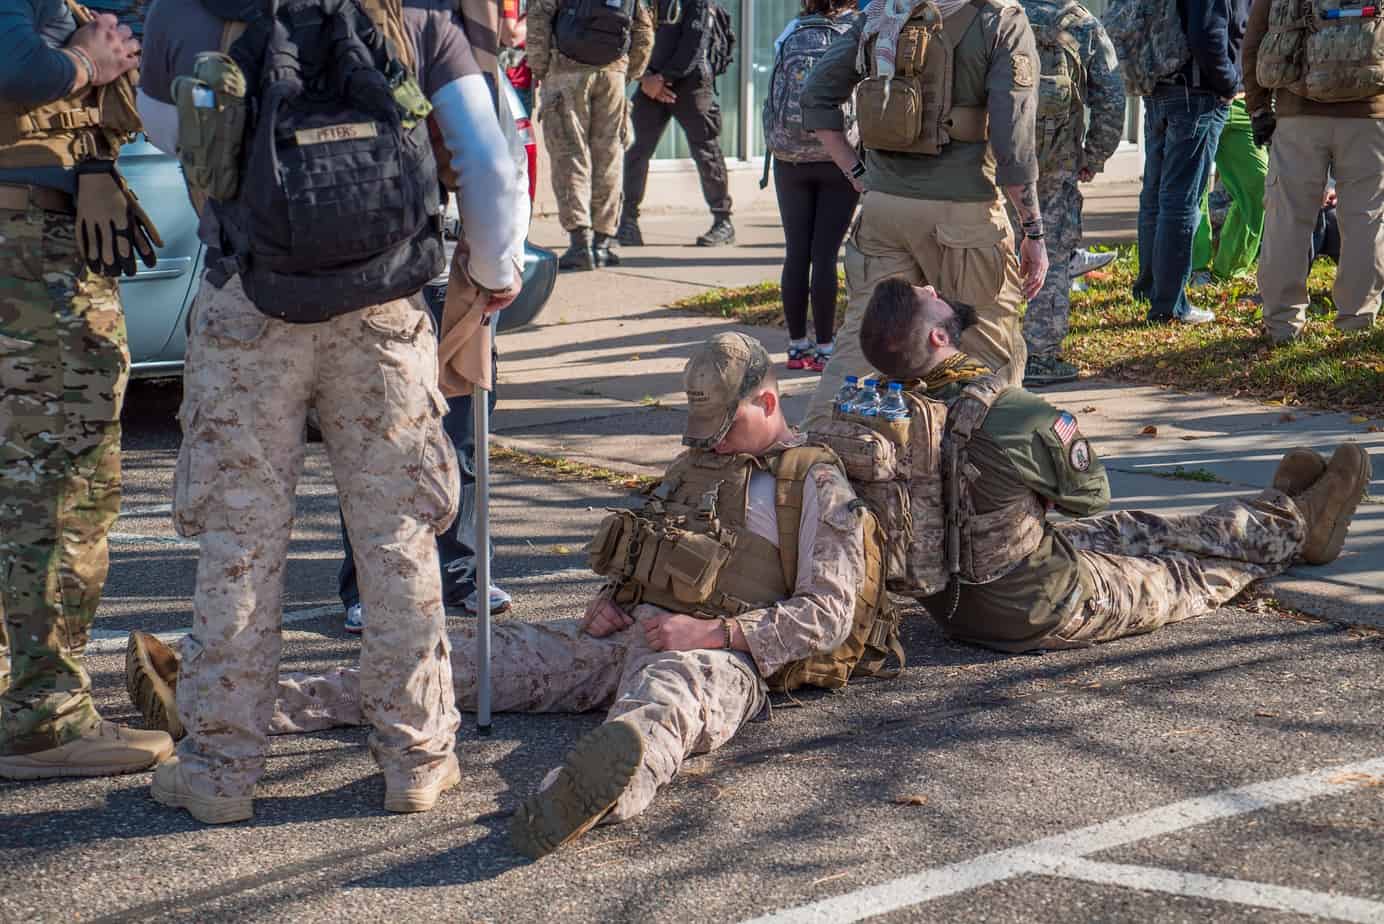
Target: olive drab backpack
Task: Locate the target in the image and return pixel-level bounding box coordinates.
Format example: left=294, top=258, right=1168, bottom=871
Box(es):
left=1031, top=2, right=1087, bottom=178
left=1258, top=0, right=1384, bottom=103
left=554, top=0, right=639, bottom=67
left=195, top=0, right=444, bottom=323
left=759, top=13, right=856, bottom=187
left=1102, top=0, right=1190, bottom=97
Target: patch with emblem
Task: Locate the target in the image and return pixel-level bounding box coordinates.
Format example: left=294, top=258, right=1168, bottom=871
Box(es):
left=1051, top=411, right=1078, bottom=446
left=1069, top=438, right=1092, bottom=472
left=1012, top=52, right=1035, bottom=88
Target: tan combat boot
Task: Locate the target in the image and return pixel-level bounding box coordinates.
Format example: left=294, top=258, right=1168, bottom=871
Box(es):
left=1272, top=448, right=1327, bottom=496
left=384, top=752, right=462, bottom=814
left=126, top=631, right=184, bottom=740
left=151, top=756, right=254, bottom=824
left=509, top=720, right=644, bottom=860
left=0, top=721, right=173, bottom=780
left=1292, top=443, right=1373, bottom=565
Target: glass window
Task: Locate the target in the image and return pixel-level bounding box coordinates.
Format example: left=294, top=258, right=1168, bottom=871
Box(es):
left=647, top=0, right=743, bottom=160
left=749, top=0, right=803, bottom=158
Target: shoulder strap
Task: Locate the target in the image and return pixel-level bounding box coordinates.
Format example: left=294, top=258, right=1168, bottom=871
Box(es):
left=771, top=446, right=842, bottom=589
left=946, top=374, right=1008, bottom=443
left=943, top=0, right=984, bottom=48
left=221, top=20, right=248, bottom=50
left=358, top=0, right=415, bottom=73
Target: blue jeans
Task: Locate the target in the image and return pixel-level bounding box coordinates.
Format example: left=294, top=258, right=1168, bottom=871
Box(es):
left=338, top=286, right=497, bottom=610
left=1133, top=88, right=1229, bottom=320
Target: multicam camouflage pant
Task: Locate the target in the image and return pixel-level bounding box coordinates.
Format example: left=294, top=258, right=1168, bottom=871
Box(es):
left=270, top=609, right=766, bottom=821
left=0, top=205, right=128, bottom=755
left=540, top=68, right=631, bottom=237
left=1021, top=177, right=1083, bottom=360
left=172, top=275, right=461, bottom=799
left=1047, top=490, right=1306, bottom=645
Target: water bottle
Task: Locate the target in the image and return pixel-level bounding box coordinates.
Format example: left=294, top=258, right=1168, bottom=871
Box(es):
left=877, top=382, right=911, bottom=421
left=833, top=376, right=861, bottom=415
left=848, top=379, right=881, bottom=417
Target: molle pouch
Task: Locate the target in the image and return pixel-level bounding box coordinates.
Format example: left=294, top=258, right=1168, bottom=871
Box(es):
left=173, top=52, right=247, bottom=202
left=660, top=531, right=732, bottom=604
left=855, top=75, right=926, bottom=151
left=587, top=510, right=633, bottom=576
left=812, top=418, right=899, bottom=482
left=390, top=74, right=433, bottom=130
left=859, top=480, right=911, bottom=590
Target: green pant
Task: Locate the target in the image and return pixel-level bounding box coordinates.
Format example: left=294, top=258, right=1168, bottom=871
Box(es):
left=1194, top=98, right=1268, bottom=279
left=0, top=205, right=128, bottom=755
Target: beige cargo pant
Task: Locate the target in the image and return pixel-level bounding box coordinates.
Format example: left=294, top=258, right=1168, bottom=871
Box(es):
left=1258, top=115, right=1384, bottom=341
left=804, top=190, right=1027, bottom=429
left=172, top=276, right=461, bottom=799
left=1046, top=490, right=1305, bottom=646
left=540, top=66, right=630, bottom=237
left=269, top=607, right=766, bottom=821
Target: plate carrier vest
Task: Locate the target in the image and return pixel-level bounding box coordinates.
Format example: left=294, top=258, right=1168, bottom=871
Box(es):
left=588, top=446, right=901, bottom=692
left=1257, top=0, right=1384, bottom=103
left=0, top=0, right=143, bottom=170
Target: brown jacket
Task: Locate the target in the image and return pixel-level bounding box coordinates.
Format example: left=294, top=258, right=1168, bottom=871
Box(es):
left=1243, top=0, right=1384, bottom=118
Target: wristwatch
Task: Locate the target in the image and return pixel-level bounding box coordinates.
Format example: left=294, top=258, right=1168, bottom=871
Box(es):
left=848, top=161, right=867, bottom=179
left=721, top=618, right=735, bottom=650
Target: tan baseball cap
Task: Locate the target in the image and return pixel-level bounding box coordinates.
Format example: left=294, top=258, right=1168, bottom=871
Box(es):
left=682, top=332, right=771, bottom=448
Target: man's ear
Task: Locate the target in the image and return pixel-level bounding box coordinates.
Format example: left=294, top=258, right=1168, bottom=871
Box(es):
left=928, top=328, right=948, bottom=349
left=758, top=389, right=778, bottom=418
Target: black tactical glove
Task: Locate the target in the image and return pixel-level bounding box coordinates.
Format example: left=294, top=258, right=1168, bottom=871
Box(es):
left=75, top=159, right=164, bottom=278
left=1251, top=108, right=1277, bottom=148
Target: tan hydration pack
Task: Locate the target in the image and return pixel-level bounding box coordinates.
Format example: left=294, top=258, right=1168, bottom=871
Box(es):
left=854, top=0, right=990, bottom=155
left=809, top=374, right=1045, bottom=607
left=587, top=446, right=901, bottom=692
left=1258, top=0, right=1384, bottom=102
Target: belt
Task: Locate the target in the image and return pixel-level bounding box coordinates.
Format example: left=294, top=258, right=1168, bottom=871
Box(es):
left=0, top=184, right=76, bottom=215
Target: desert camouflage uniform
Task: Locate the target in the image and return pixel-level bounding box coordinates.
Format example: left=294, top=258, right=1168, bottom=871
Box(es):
left=529, top=0, right=654, bottom=236
left=268, top=449, right=865, bottom=821
left=0, top=208, right=128, bottom=754
left=171, top=276, right=462, bottom=800
left=1018, top=0, right=1124, bottom=360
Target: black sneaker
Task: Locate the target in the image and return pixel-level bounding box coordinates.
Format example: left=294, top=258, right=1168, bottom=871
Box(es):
left=616, top=216, right=643, bottom=247
left=695, top=216, right=735, bottom=247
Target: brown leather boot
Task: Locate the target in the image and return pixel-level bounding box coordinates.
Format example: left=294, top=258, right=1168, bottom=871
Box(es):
left=1293, top=443, right=1372, bottom=565
left=126, top=631, right=184, bottom=740
left=1272, top=448, right=1326, bottom=496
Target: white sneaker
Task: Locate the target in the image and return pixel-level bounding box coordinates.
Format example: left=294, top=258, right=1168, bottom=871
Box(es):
left=344, top=604, right=365, bottom=635
left=1069, top=248, right=1117, bottom=277
left=1179, top=306, right=1217, bottom=325
left=460, top=586, right=512, bottom=617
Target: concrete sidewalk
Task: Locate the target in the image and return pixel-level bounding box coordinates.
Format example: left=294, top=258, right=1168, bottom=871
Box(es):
left=502, top=187, right=1383, bottom=628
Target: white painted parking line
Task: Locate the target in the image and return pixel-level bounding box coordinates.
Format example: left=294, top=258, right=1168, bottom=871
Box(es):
left=747, top=756, right=1384, bottom=924
left=1040, top=857, right=1384, bottom=924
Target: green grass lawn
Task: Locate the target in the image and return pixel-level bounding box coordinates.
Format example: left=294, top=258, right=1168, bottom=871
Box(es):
left=670, top=246, right=1384, bottom=417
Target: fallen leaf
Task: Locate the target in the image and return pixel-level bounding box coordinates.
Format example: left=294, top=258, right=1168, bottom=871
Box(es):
left=1081, top=405, right=1097, bottom=413
left=1369, top=426, right=1381, bottom=434
left=1255, top=710, right=1280, bottom=718
left=622, top=478, right=643, bottom=489
left=1350, top=414, right=1369, bottom=424
left=553, top=545, right=572, bottom=555
left=894, top=794, right=929, bottom=806
left=629, top=354, right=641, bottom=361
left=1278, top=413, right=1297, bottom=423
left=1329, top=772, right=1384, bottom=787
left=1139, top=425, right=1158, bottom=437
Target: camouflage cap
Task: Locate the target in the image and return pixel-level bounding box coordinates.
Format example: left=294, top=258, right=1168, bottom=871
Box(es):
left=682, top=333, right=771, bottom=448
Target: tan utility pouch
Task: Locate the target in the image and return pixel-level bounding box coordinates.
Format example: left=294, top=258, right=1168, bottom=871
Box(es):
left=658, top=530, right=733, bottom=604
left=173, top=53, right=247, bottom=202
left=587, top=510, right=634, bottom=576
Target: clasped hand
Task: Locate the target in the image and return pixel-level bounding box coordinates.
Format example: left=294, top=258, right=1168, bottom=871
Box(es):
left=581, top=597, right=721, bottom=651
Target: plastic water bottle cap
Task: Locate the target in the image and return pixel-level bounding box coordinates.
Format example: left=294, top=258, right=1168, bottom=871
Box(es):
left=863, top=379, right=878, bottom=387
left=844, top=375, right=858, bottom=385
left=888, top=382, right=902, bottom=392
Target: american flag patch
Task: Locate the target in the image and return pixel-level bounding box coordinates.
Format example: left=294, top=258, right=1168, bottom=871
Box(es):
left=1052, top=411, right=1079, bottom=446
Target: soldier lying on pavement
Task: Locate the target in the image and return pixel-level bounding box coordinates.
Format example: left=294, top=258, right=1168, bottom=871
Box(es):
left=814, top=278, right=1372, bottom=652
left=126, top=332, right=896, bottom=858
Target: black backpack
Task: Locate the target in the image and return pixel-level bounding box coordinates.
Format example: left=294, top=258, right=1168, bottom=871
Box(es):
left=554, top=0, right=637, bottom=67
left=706, top=1, right=735, bottom=78
left=205, top=0, right=444, bottom=323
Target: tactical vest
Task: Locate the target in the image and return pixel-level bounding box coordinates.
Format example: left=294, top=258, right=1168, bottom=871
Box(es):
left=1258, top=0, right=1384, bottom=102
left=810, top=373, right=1044, bottom=599
left=588, top=446, right=901, bottom=692
left=854, top=0, right=991, bottom=156
left=0, top=0, right=143, bottom=169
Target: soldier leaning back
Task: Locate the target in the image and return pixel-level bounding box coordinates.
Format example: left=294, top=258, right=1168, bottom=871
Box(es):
left=858, top=279, right=1373, bottom=652
left=800, top=0, right=1049, bottom=430
left=0, top=0, right=174, bottom=778
left=128, top=332, right=890, bottom=857
left=136, top=0, right=520, bottom=823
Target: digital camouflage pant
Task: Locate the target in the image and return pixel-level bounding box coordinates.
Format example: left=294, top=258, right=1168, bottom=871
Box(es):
left=1021, top=177, right=1083, bottom=360
left=541, top=68, right=630, bottom=237
left=269, top=608, right=766, bottom=822
left=1047, top=489, right=1305, bottom=645
left=0, top=206, right=128, bottom=755
left=172, top=276, right=462, bottom=800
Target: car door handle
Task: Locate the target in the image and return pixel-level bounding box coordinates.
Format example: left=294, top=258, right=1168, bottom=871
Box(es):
left=123, top=256, right=193, bottom=282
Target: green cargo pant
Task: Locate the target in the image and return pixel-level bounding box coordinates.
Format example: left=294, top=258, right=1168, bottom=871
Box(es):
left=1194, top=99, right=1267, bottom=280
left=0, top=204, right=128, bottom=755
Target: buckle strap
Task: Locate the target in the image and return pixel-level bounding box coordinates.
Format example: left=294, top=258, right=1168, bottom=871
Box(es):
left=19, top=106, right=102, bottom=134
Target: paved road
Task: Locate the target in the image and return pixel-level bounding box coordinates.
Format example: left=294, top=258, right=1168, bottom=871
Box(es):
left=3, top=382, right=1383, bottom=923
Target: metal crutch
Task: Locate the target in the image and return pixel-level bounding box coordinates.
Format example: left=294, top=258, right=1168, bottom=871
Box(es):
left=474, top=316, right=493, bottom=737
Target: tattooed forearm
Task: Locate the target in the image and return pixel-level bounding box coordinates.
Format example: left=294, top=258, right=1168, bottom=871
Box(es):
left=1005, top=182, right=1044, bottom=236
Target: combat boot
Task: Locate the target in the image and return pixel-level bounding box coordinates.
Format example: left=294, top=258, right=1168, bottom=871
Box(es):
left=384, top=752, right=462, bottom=814
left=695, top=214, right=735, bottom=247
left=616, top=214, right=643, bottom=247
left=1291, top=443, right=1372, bottom=565
left=509, top=719, right=643, bottom=859
left=1271, top=448, right=1327, bottom=496
left=152, top=756, right=254, bottom=824
left=559, top=229, right=595, bottom=272
left=126, top=631, right=184, bottom=740
left=0, top=721, right=173, bottom=780
left=1023, top=355, right=1079, bottom=387
left=592, top=232, right=620, bottom=267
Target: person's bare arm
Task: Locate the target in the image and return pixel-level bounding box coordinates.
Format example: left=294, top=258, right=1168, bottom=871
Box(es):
left=1005, top=181, right=1048, bottom=300
left=815, top=128, right=865, bottom=193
